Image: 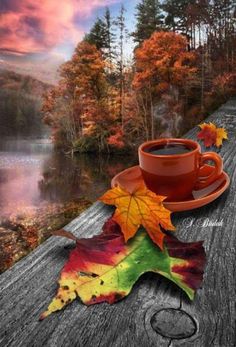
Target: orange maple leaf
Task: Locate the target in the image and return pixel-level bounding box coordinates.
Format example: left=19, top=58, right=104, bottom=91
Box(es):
left=197, top=122, right=228, bottom=148
left=99, top=183, right=175, bottom=250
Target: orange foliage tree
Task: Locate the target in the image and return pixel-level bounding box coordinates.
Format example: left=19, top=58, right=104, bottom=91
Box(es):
left=43, top=41, right=123, bottom=152
left=133, top=31, right=198, bottom=139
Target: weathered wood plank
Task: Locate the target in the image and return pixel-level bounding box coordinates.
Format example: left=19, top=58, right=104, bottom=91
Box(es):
left=170, top=99, right=236, bottom=347
left=0, top=99, right=236, bottom=347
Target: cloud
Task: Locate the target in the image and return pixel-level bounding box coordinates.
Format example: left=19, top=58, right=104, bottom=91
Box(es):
left=0, top=0, right=118, bottom=55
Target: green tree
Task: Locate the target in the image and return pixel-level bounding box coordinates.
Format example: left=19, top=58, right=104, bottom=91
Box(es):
left=84, top=8, right=115, bottom=66
left=132, top=0, right=164, bottom=45
left=104, top=7, right=115, bottom=64
left=115, top=5, right=127, bottom=128
left=84, top=18, right=107, bottom=51
left=162, top=0, right=192, bottom=32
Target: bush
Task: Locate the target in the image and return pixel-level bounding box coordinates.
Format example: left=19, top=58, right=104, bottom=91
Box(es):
left=212, top=73, right=236, bottom=100
left=73, top=136, right=98, bottom=153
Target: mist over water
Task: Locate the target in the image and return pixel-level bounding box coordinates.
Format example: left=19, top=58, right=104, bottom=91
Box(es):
left=0, top=139, right=52, bottom=154
left=0, top=139, right=138, bottom=218
left=0, top=139, right=51, bottom=216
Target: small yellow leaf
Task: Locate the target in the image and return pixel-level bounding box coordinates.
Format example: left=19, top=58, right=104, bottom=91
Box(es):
left=215, top=127, right=228, bottom=147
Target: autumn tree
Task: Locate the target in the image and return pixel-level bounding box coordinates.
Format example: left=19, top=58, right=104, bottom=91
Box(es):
left=42, top=2, right=236, bottom=153
left=132, top=0, right=164, bottom=45
left=43, top=41, right=117, bottom=152
left=133, top=31, right=197, bottom=139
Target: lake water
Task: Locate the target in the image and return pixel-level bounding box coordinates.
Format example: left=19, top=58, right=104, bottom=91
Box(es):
left=0, top=139, right=138, bottom=218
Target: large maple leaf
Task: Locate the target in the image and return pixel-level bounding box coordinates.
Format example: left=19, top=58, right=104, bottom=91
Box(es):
left=99, top=183, right=175, bottom=250
left=40, top=218, right=206, bottom=320
left=197, top=122, right=228, bottom=147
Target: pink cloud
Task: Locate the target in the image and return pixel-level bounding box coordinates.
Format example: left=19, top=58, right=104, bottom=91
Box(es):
left=0, top=0, right=119, bottom=55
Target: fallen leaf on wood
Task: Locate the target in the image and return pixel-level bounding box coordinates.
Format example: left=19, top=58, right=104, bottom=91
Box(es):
left=99, top=183, right=175, bottom=250
left=197, top=122, right=228, bottom=147
left=40, top=218, right=206, bottom=320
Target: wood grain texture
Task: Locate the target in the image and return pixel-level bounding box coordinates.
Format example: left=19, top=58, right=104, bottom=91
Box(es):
left=0, top=99, right=236, bottom=347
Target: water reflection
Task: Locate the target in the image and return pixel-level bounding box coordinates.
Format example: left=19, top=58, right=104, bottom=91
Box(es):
left=0, top=140, right=138, bottom=217
left=39, top=153, right=138, bottom=202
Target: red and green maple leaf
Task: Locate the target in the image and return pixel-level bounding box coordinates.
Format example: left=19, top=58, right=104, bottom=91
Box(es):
left=40, top=218, right=206, bottom=320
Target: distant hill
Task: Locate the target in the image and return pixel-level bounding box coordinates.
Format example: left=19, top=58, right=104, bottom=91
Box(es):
left=0, top=69, right=52, bottom=94
left=0, top=54, right=64, bottom=85
left=0, top=69, right=52, bottom=138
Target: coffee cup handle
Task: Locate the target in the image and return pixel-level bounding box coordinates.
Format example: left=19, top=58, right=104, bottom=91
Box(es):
left=195, top=152, right=223, bottom=189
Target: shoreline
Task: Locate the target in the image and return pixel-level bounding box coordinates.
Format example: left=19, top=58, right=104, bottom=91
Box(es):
left=0, top=198, right=91, bottom=273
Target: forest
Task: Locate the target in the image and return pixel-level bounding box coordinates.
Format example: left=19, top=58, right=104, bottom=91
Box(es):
left=42, top=0, right=236, bottom=153
left=0, top=70, right=51, bottom=138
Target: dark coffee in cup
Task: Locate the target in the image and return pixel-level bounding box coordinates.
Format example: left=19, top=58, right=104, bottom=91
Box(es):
left=145, top=143, right=191, bottom=156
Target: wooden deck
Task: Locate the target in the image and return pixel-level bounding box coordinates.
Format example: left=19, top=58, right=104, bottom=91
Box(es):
left=1, top=99, right=236, bottom=347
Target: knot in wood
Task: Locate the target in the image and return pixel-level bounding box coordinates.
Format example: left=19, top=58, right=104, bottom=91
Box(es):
left=150, top=308, right=197, bottom=339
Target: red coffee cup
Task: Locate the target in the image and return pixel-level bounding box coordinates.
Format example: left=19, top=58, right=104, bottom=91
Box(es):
left=138, top=138, right=223, bottom=201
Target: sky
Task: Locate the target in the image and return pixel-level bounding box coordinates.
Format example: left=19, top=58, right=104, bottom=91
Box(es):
left=0, top=0, right=139, bottom=83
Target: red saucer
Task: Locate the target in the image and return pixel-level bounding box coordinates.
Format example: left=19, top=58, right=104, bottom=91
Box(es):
left=111, top=164, right=230, bottom=212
